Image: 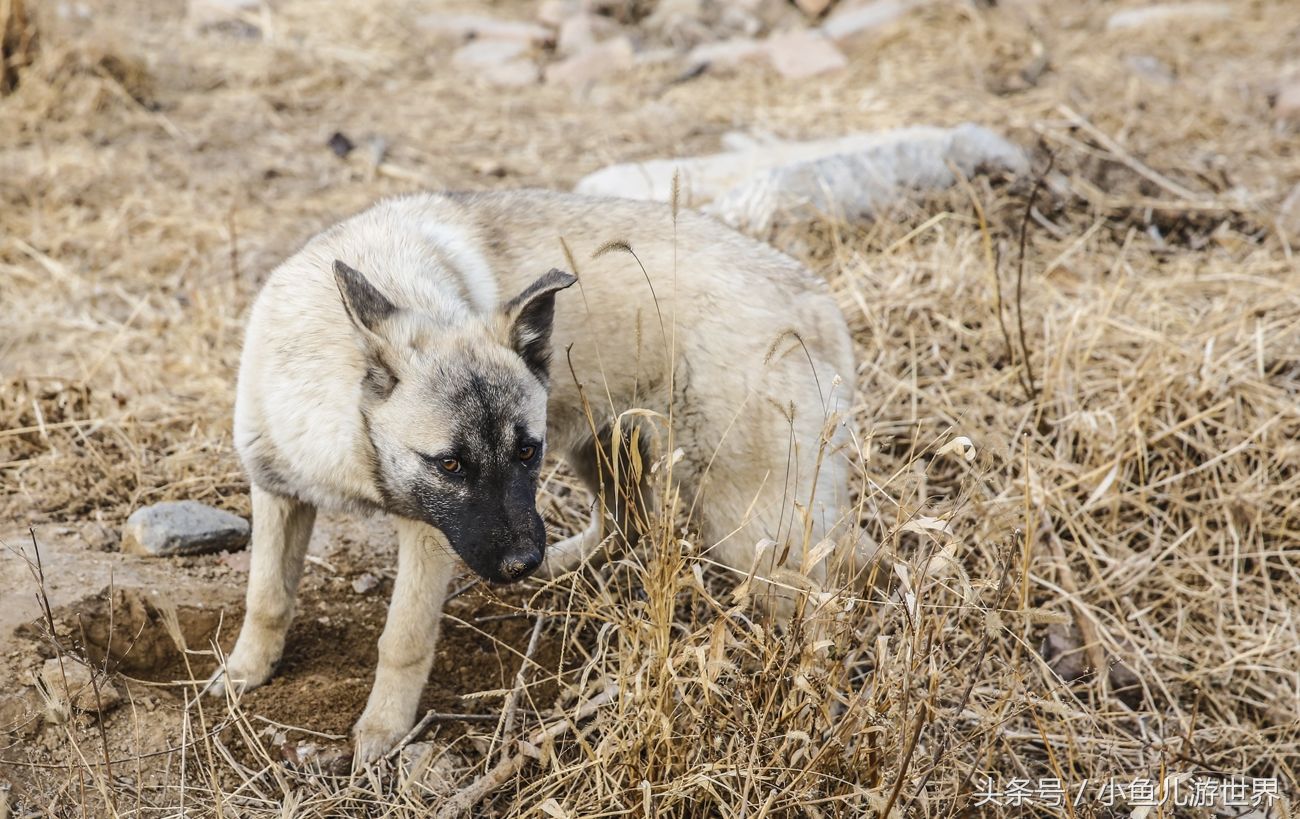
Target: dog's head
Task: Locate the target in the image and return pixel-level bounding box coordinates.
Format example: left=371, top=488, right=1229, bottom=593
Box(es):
left=332, top=259, right=577, bottom=583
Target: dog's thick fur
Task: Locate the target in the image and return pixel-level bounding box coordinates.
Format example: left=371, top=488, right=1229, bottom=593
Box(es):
left=211, top=190, right=857, bottom=763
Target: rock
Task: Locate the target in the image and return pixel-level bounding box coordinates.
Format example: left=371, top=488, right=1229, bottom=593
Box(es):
left=483, top=59, right=540, bottom=87
left=1274, top=80, right=1300, bottom=122
left=765, top=29, right=847, bottom=79
left=351, top=572, right=379, bottom=594
left=795, top=0, right=833, bottom=17
left=707, top=123, right=1027, bottom=233
left=120, top=500, right=250, bottom=557
left=327, top=131, right=354, bottom=158
left=188, top=0, right=260, bottom=37
left=452, top=38, right=530, bottom=69
left=574, top=123, right=1027, bottom=233
left=1105, top=2, right=1231, bottom=31
left=537, top=0, right=581, bottom=27
left=38, top=658, right=121, bottom=715
left=545, top=37, right=635, bottom=87
left=687, top=37, right=768, bottom=71
left=556, top=13, right=620, bottom=56
left=416, top=14, right=553, bottom=45
left=820, top=0, right=915, bottom=42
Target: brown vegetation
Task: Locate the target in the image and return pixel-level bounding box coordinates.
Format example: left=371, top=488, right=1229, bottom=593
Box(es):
left=1, top=0, right=1298, bottom=816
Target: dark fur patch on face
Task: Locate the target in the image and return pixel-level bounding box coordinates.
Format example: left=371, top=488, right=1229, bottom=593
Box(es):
left=390, top=369, right=549, bottom=583
left=445, top=373, right=529, bottom=455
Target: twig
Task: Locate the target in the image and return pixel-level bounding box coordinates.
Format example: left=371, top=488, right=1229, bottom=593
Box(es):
left=1013, top=152, right=1054, bottom=402
left=382, top=713, right=509, bottom=763
left=954, top=168, right=1029, bottom=399
left=495, top=615, right=546, bottom=765
left=434, top=685, right=618, bottom=819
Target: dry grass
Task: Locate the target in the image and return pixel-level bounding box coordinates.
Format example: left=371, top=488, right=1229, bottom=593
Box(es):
left=3, top=0, right=1300, bottom=815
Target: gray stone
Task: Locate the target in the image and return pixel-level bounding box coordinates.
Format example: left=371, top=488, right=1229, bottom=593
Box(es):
left=352, top=572, right=380, bottom=594
left=121, top=500, right=250, bottom=557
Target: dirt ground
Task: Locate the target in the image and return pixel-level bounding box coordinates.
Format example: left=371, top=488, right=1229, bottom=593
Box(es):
left=3, top=0, right=1300, bottom=816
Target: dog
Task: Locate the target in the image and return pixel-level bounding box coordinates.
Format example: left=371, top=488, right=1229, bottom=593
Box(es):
left=208, top=189, right=857, bottom=764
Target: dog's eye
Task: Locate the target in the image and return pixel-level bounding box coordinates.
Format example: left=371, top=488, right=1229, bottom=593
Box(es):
left=518, top=445, right=537, bottom=463
left=438, top=458, right=463, bottom=475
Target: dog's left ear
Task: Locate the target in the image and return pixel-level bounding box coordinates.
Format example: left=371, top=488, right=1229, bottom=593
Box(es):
left=500, top=268, right=577, bottom=386
left=334, top=259, right=402, bottom=399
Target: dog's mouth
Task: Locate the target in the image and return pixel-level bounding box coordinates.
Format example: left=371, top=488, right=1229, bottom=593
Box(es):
left=453, top=542, right=544, bottom=585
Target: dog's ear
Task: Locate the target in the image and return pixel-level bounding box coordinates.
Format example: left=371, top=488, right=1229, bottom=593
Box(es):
left=500, top=268, right=577, bottom=386
left=335, top=260, right=396, bottom=334
left=334, top=259, right=400, bottom=398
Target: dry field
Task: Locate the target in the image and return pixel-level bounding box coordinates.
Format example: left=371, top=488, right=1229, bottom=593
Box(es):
left=2, top=0, right=1299, bottom=816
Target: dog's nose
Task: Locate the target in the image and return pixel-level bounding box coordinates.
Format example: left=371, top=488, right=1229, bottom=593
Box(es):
left=499, top=547, right=543, bottom=581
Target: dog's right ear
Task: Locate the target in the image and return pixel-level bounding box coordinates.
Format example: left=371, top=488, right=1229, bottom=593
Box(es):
left=499, top=268, right=578, bottom=387
left=334, top=260, right=399, bottom=398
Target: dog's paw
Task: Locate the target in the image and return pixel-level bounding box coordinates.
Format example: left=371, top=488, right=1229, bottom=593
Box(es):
left=351, top=718, right=408, bottom=769
left=535, top=528, right=599, bottom=580
left=203, top=657, right=274, bottom=699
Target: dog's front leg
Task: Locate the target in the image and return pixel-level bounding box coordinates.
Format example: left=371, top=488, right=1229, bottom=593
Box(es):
left=352, top=518, right=455, bottom=766
left=209, top=485, right=316, bottom=696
